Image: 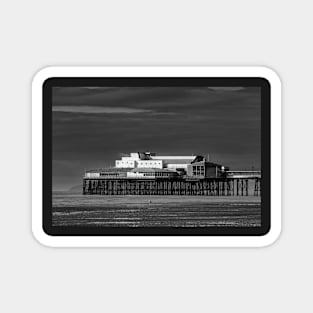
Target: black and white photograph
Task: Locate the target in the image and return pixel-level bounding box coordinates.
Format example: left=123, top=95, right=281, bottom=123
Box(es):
left=51, top=83, right=264, bottom=233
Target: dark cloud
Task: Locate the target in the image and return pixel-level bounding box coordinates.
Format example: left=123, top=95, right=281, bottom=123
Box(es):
left=52, top=105, right=153, bottom=114
left=52, top=86, right=261, bottom=190
left=207, top=87, right=245, bottom=91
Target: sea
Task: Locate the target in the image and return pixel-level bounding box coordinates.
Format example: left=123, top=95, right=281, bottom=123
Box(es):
left=52, top=192, right=261, bottom=227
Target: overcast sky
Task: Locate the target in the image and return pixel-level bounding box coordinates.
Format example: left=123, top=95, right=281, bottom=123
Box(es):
left=52, top=86, right=261, bottom=191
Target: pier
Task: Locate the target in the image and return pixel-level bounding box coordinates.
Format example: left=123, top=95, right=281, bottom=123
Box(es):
left=83, top=152, right=261, bottom=197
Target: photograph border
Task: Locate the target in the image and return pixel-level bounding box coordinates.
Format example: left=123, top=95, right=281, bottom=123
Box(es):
left=32, top=66, right=281, bottom=247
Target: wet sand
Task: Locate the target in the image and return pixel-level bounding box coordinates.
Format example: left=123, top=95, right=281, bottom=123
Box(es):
left=52, top=193, right=261, bottom=227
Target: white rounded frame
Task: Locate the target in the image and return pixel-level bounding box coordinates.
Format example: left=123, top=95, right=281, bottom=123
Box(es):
left=32, top=66, right=281, bottom=247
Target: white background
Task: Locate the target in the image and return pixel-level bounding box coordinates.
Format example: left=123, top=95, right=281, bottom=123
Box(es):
left=0, top=0, right=311, bottom=312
